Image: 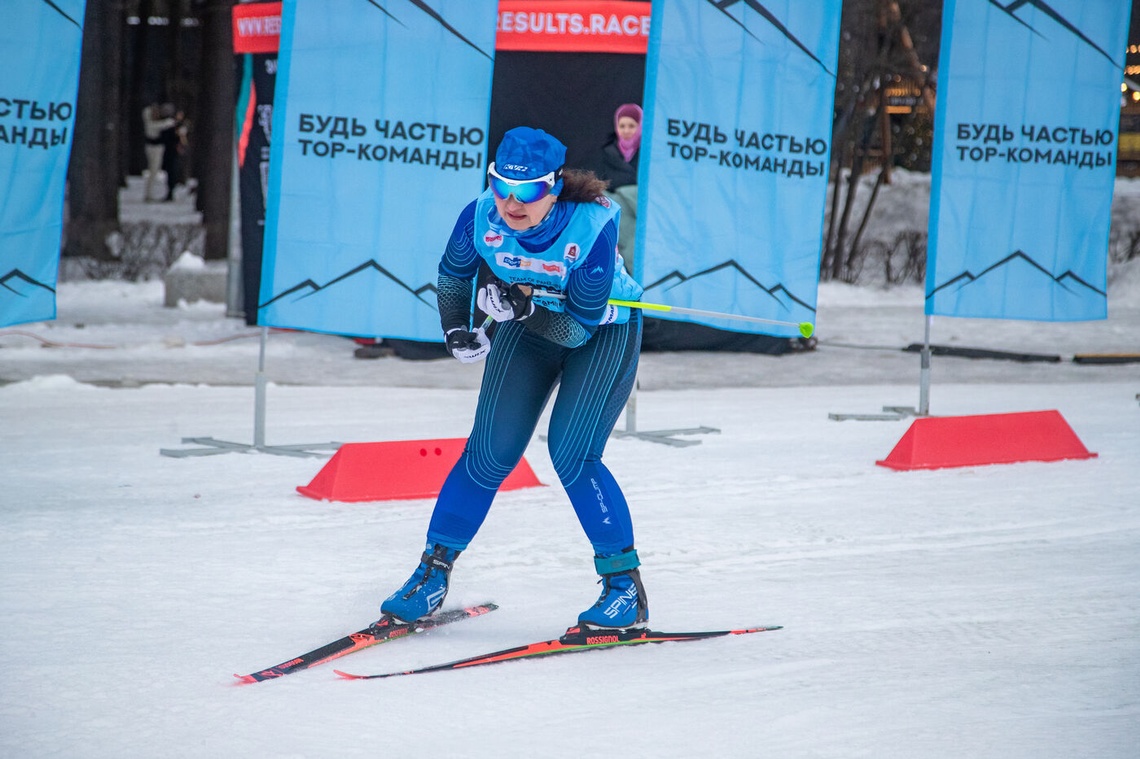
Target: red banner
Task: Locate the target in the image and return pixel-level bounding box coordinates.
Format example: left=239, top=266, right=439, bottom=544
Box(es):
left=232, top=2, right=282, bottom=54
left=231, top=2, right=649, bottom=56
left=496, top=1, right=651, bottom=54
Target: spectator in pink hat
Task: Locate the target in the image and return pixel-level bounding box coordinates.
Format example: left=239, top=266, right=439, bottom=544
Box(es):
left=593, top=103, right=642, bottom=274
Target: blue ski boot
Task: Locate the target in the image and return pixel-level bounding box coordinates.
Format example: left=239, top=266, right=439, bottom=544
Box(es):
left=578, top=548, right=648, bottom=629
left=381, top=543, right=461, bottom=623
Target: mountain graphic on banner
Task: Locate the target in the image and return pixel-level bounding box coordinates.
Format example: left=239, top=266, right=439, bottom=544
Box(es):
left=1, top=269, right=56, bottom=326
left=259, top=259, right=439, bottom=334
left=1, top=269, right=55, bottom=297
left=987, top=0, right=1120, bottom=68
left=644, top=259, right=816, bottom=315
left=260, top=259, right=436, bottom=311
left=927, top=250, right=1106, bottom=320
left=367, top=0, right=492, bottom=60
left=706, top=0, right=834, bottom=75
left=39, top=1, right=82, bottom=27
left=930, top=247, right=1098, bottom=296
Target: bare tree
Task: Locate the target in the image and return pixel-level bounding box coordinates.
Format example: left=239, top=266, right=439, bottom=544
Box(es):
left=65, top=1, right=125, bottom=261
left=822, top=0, right=940, bottom=282
left=194, top=0, right=235, bottom=261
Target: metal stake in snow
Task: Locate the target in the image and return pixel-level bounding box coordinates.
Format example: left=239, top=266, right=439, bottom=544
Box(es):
left=159, top=327, right=341, bottom=459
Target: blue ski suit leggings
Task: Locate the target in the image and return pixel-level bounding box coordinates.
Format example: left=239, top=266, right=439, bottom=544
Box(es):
left=426, top=311, right=642, bottom=556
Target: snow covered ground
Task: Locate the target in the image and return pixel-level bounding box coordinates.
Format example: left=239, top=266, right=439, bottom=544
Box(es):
left=1, top=178, right=1138, bottom=757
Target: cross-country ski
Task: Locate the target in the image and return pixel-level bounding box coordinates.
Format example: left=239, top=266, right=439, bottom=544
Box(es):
left=334, top=623, right=782, bottom=679
left=234, top=603, right=497, bottom=683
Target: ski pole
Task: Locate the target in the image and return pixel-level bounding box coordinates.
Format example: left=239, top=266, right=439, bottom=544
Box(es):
left=607, top=298, right=815, bottom=338
left=479, top=287, right=815, bottom=339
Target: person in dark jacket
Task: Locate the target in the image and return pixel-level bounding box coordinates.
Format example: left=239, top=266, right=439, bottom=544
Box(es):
left=159, top=106, right=188, bottom=202
left=593, top=103, right=642, bottom=273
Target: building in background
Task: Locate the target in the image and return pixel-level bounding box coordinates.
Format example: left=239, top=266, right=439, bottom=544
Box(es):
left=1120, top=9, right=1140, bottom=176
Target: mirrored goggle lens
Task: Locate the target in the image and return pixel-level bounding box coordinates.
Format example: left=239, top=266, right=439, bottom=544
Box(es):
left=488, top=166, right=555, bottom=204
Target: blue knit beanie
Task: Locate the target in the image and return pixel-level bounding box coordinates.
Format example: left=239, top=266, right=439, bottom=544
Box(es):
left=494, top=127, right=567, bottom=181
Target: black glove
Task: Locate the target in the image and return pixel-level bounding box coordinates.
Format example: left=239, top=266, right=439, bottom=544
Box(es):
left=477, top=281, right=535, bottom=322
left=444, top=327, right=490, bottom=363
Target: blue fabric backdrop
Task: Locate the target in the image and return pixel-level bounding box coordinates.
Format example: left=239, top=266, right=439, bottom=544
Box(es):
left=926, top=0, right=1132, bottom=321
left=260, top=0, right=498, bottom=339
left=636, top=0, right=841, bottom=338
left=0, top=0, right=85, bottom=328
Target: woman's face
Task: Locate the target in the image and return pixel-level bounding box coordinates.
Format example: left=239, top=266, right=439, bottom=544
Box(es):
left=617, top=116, right=640, bottom=141
left=494, top=192, right=558, bottom=231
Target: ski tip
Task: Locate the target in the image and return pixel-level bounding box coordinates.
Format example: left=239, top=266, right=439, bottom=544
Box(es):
left=456, top=602, right=499, bottom=617
left=333, top=669, right=364, bottom=680
left=233, top=674, right=257, bottom=685
left=371, top=602, right=498, bottom=628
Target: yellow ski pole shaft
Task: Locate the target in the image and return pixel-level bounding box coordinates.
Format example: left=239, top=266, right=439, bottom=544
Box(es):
left=480, top=287, right=815, bottom=339
left=607, top=298, right=815, bottom=339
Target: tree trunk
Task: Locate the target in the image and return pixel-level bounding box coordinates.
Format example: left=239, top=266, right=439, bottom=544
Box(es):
left=196, top=0, right=235, bottom=261
left=65, top=1, right=124, bottom=261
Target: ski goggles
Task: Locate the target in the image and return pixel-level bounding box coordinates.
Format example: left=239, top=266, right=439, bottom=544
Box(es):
left=487, top=162, right=561, bottom=204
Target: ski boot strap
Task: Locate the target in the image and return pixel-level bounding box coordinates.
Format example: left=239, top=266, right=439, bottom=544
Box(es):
left=421, top=545, right=460, bottom=573
left=594, top=548, right=640, bottom=576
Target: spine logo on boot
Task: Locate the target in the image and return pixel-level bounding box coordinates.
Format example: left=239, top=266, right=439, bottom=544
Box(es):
left=603, top=586, right=638, bottom=619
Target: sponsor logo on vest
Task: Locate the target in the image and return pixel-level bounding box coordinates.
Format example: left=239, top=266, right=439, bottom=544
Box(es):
left=483, top=231, right=504, bottom=247
left=496, top=253, right=566, bottom=277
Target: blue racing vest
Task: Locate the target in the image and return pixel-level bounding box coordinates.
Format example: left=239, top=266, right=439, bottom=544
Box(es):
left=473, top=190, right=642, bottom=324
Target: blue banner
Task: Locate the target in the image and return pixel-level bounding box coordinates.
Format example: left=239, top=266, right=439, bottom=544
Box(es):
left=260, top=0, right=497, bottom=339
left=0, top=0, right=85, bottom=328
left=926, top=0, right=1132, bottom=321
left=637, top=1, right=840, bottom=338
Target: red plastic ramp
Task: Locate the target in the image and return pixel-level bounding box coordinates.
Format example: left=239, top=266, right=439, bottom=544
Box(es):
left=297, top=439, right=543, bottom=502
left=876, top=410, right=1097, bottom=471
